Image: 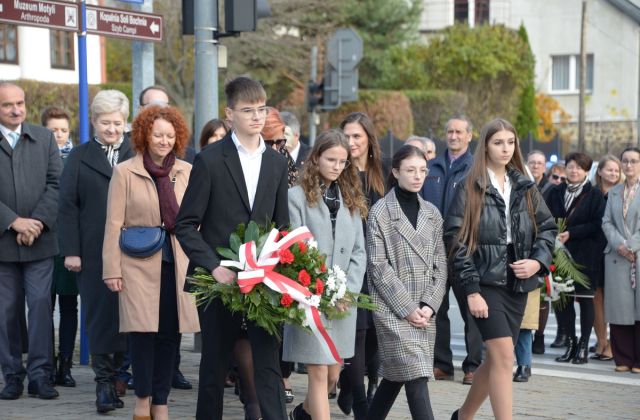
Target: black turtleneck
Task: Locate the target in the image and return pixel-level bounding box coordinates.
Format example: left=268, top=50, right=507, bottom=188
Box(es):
left=395, top=185, right=419, bottom=229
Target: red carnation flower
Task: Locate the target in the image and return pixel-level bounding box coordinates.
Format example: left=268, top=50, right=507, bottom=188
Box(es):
left=315, top=279, right=324, bottom=295
left=298, top=269, right=311, bottom=286
left=298, top=241, right=307, bottom=253
left=280, top=293, right=294, bottom=307
left=320, top=263, right=327, bottom=273
left=279, top=249, right=294, bottom=264
left=550, top=264, right=556, bottom=273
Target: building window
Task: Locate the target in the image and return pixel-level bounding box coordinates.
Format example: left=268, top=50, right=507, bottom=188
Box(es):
left=475, top=0, right=490, bottom=25
left=0, top=25, right=18, bottom=64
left=551, top=54, right=594, bottom=92
left=454, top=0, right=469, bottom=23
left=50, top=30, right=74, bottom=70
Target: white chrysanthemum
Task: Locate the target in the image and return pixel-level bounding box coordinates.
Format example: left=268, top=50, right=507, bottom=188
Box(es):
left=326, top=276, right=337, bottom=291
left=307, top=295, right=320, bottom=306
left=308, top=239, right=318, bottom=249
left=336, top=283, right=347, bottom=299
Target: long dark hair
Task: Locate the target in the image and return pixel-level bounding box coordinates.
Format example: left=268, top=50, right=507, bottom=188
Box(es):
left=340, top=112, right=385, bottom=197
left=458, top=118, right=536, bottom=255
left=387, top=145, right=427, bottom=190
left=198, top=118, right=229, bottom=149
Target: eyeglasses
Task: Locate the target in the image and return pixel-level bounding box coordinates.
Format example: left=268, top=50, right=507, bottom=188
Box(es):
left=400, top=168, right=429, bottom=177
left=621, top=159, right=640, bottom=166
left=551, top=174, right=567, bottom=182
left=234, top=106, right=268, bottom=119
left=323, top=157, right=351, bottom=169
left=265, top=139, right=286, bottom=148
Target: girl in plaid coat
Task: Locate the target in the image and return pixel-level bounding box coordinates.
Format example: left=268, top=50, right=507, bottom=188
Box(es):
left=366, top=145, right=448, bottom=419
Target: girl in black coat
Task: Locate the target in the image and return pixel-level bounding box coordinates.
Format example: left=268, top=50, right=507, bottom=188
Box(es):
left=545, top=152, right=606, bottom=364
left=445, top=118, right=556, bottom=420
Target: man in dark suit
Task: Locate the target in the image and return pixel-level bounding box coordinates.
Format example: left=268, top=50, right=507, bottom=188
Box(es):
left=280, top=111, right=310, bottom=169
left=0, top=81, right=61, bottom=400
left=175, top=77, right=289, bottom=420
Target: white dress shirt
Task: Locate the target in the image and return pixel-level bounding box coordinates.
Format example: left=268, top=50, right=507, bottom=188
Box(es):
left=289, top=142, right=301, bottom=163
left=0, top=124, right=21, bottom=148
left=487, top=168, right=512, bottom=243
left=231, top=131, right=266, bottom=209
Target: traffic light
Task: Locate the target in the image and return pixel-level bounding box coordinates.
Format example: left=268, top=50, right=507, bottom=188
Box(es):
left=182, top=0, right=272, bottom=36
left=307, top=80, right=323, bottom=113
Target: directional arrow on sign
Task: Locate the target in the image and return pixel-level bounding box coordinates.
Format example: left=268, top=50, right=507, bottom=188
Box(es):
left=150, top=21, right=159, bottom=35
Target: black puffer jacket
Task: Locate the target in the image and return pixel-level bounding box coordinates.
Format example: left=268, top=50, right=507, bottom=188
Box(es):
left=444, top=169, right=557, bottom=296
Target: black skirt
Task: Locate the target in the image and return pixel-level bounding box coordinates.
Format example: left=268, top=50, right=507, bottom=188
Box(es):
left=472, top=244, right=528, bottom=344
left=473, top=286, right=528, bottom=345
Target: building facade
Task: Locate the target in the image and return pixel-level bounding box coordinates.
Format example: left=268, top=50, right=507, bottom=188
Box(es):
left=420, top=0, right=640, bottom=154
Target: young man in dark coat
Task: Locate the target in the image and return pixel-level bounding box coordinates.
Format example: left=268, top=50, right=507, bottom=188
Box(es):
left=176, top=76, right=289, bottom=420
left=0, top=82, right=62, bottom=400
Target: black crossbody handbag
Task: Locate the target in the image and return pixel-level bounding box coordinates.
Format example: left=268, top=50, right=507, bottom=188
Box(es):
left=119, top=225, right=166, bottom=258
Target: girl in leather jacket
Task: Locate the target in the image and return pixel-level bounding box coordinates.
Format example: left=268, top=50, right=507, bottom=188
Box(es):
left=444, top=118, right=556, bottom=420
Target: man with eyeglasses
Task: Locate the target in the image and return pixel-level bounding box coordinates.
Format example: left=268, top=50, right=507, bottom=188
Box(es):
left=420, top=115, right=482, bottom=386
left=176, top=76, right=289, bottom=420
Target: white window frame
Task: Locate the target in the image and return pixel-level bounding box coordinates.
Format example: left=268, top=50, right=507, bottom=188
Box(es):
left=550, top=54, right=594, bottom=94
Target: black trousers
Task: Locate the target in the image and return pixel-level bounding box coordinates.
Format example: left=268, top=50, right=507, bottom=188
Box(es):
left=130, top=262, right=179, bottom=405
left=556, top=296, right=594, bottom=338
left=433, top=279, right=483, bottom=374
left=196, top=298, right=286, bottom=420
left=52, top=294, right=78, bottom=357
left=339, top=329, right=370, bottom=419
left=367, top=377, right=434, bottom=420
left=92, top=353, right=124, bottom=384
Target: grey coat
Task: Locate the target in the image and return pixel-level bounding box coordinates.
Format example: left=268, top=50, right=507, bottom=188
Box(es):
left=0, top=123, right=62, bottom=262
left=367, top=189, right=447, bottom=382
left=602, top=184, right=640, bottom=325
left=282, top=185, right=366, bottom=364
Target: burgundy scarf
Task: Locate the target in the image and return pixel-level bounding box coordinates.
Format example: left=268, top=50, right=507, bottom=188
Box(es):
left=143, top=151, right=179, bottom=233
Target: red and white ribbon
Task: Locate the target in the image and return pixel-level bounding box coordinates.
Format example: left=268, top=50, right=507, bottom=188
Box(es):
left=221, top=227, right=343, bottom=364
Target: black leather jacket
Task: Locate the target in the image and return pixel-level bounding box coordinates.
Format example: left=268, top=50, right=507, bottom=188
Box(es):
left=444, top=169, right=557, bottom=295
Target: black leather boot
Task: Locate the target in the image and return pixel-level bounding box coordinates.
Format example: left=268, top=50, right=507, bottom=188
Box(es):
left=110, top=381, right=124, bottom=409
left=572, top=336, right=589, bottom=364
left=95, top=382, right=116, bottom=413
left=555, top=336, right=578, bottom=362
left=550, top=333, right=569, bottom=348
left=55, top=355, right=76, bottom=387
left=532, top=334, right=545, bottom=354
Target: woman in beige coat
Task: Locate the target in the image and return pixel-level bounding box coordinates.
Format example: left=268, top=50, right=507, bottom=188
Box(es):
left=103, top=106, right=199, bottom=420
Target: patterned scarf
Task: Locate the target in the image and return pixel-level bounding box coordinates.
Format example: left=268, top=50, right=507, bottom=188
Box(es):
left=94, top=136, right=124, bottom=167
left=564, top=176, right=589, bottom=211
left=278, top=144, right=298, bottom=188
left=58, top=139, right=73, bottom=159
left=321, top=181, right=341, bottom=235
left=143, top=151, right=179, bottom=233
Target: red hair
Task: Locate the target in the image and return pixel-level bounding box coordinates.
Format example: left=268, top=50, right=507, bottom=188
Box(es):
left=131, top=105, right=190, bottom=158
left=262, top=107, right=285, bottom=140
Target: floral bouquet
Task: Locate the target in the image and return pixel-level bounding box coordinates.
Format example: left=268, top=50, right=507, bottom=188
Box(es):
left=187, top=221, right=374, bottom=363
left=540, top=218, right=590, bottom=308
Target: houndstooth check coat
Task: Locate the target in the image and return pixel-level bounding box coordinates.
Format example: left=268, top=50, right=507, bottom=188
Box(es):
left=367, top=189, right=447, bottom=381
